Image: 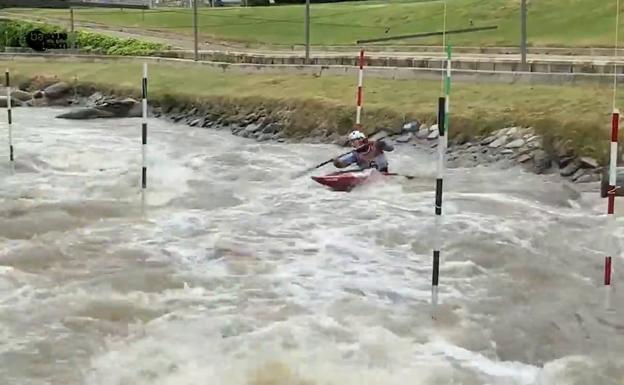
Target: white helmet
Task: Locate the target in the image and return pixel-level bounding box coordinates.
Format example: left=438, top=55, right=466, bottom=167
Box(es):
left=348, top=130, right=366, bottom=141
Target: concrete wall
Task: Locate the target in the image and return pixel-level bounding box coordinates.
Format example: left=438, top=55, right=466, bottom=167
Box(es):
left=162, top=50, right=624, bottom=75
left=3, top=52, right=624, bottom=86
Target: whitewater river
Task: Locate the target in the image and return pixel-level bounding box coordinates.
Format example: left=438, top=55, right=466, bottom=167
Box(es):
left=0, top=107, right=623, bottom=385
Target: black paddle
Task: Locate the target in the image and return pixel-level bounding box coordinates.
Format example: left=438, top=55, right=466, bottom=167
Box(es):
left=291, top=133, right=388, bottom=179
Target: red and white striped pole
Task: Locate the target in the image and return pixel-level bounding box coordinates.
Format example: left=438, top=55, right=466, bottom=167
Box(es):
left=355, top=49, right=364, bottom=129
left=605, top=109, right=619, bottom=301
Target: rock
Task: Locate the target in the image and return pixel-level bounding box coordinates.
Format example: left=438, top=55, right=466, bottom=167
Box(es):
left=202, top=118, right=213, bottom=128
left=526, top=135, right=540, bottom=143
left=429, top=124, right=438, bottom=132
left=505, top=139, right=525, bottom=149
left=505, top=127, right=519, bottom=137
left=480, top=135, right=497, bottom=145
left=481, top=148, right=489, bottom=154
left=402, top=121, right=420, bottom=133
left=427, top=130, right=439, bottom=140
left=576, top=174, right=600, bottom=183
left=517, top=154, right=533, bottom=163
left=500, top=149, right=514, bottom=155
left=533, top=150, right=551, bottom=174
left=489, top=135, right=509, bottom=148
left=571, top=168, right=586, bottom=182
left=87, top=91, right=105, bottom=106
left=430, top=142, right=438, bottom=148
left=92, top=97, right=141, bottom=118
left=190, top=118, right=201, bottom=127
left=579, top=156, right=599, bottom=169
left=560, top=161, right=581, bottom=177
left=396, top=133, right=412, bottom=143
left=33, top=90, right=44, bottom=99
left=11, top=89, right=32, bottom=102
left=257, top=133, right=272, bottom=142
left=515, top=146, right=531, bottom=156
left=416, top=127, right=430, bottom=139
left=558, top=156, right=575, bottom=168
left=262, top=123, right=280, bottom=134
left=245, top=123, right=262, bottom=133
left=527, top=140, right=542, bottom=149
left=43, top=82, right=72, bottom=99
left=56, top=108, right=115, bottom=119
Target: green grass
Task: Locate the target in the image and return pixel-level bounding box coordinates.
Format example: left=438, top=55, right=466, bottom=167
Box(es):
left=5, top=0, right=624, bottom=47
left=7, top=57, right=623, bottom=163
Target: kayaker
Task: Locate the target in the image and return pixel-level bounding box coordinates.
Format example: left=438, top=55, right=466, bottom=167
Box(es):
left=332, top=130, right=394, bottom=172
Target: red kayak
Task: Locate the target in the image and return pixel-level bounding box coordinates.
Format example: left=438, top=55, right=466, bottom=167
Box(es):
left=311, top=169, right=393, bottom=191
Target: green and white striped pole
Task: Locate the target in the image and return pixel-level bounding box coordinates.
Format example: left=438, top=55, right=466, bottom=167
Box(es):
left=432, top=43, right=451, bottom=307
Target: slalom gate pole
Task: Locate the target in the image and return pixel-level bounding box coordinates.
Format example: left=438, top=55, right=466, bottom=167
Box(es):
left=141, top=63, right=148, bottom=211
left=605, top=0, right=620, bottom=309
left=355, top=49, right=364, bottom=129
left=605, top=109, right=618, bottom=308
left=432, top=96, right=446, bottom=307
left=432, top=44, right=451, bottom=307
left=5, top=69, right=13, bottom=172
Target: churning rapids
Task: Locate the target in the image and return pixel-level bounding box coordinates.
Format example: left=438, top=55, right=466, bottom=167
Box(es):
left=0, top=107, right=623, bottom=385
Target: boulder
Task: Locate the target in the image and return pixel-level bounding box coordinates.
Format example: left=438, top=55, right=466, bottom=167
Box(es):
left=56, top=108, right=115, bottom=119
left=489, top=135, right=509, bottom=148
left=245, top=123, right=262, bottom=134
left=43, top=82, right=72, bottom=99
left=505, top=127, right=519, bottom=137
left=505, top=139, right=525, bottom=149
left=571, top=168, right=586, bottom=182
left=98, top=98, right=141, bottom=118
left=416, top=127, right=430, bottom=139
left=576, top=174, right=597, bottom=183
left=560, top=161, right=581, bottom=177
left=87, top=91, right=105, bottom=106
left=11, top=89, right=32, bottom=102
left=189, top=118, right=201, bottom=127
left=579, top=156, right=599, bottom=169
left=396, top=133, right=412, bottom=143
left=401, top=121, right=420, bottom=133
left=427, top=130, right=439, bottom=140
left=533, top=150, right=551, bottom=174
left=480, top=135, right=497, bottom=145
left=517, top=154, right=533, bottom=163
left=262, top=123, right=281, bottom=134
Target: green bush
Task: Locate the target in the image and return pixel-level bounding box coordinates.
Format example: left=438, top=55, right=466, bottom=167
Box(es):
left=0, top=20, right=170, bottom=56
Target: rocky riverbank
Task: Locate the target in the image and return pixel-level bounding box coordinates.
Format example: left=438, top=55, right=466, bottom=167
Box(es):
left=5, top=79, right=619, bottom=191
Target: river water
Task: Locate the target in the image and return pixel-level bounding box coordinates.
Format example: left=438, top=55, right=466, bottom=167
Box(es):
left=0, top=107, right=623, bottom=385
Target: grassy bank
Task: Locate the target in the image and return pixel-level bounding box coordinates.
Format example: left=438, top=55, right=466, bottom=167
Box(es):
left=5, top=58, right=623, bottom=163
left=5, top=0, right=623, bottom=47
